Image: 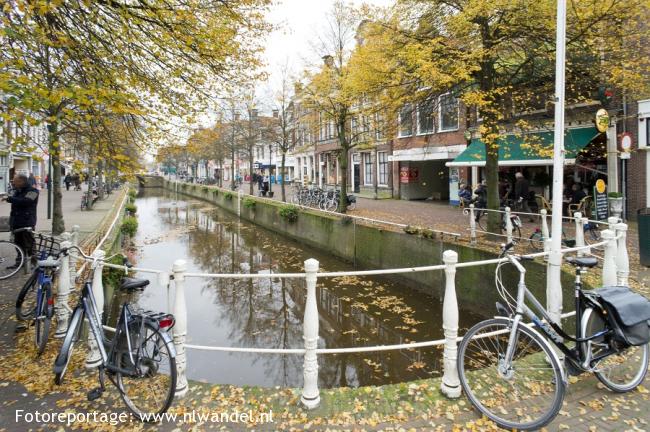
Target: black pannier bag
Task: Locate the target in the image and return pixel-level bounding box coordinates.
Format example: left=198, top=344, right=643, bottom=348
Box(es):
left=592, top=286, right=650, bottom=346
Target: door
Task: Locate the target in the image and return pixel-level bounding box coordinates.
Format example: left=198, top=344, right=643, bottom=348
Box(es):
left=353, top=164, right=360, bottom=193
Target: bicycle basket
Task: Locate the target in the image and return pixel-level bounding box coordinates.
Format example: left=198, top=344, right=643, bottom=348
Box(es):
left=593, top=286, right=650, bottom=346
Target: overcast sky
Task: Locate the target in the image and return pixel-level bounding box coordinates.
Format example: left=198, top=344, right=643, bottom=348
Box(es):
left=260, top=0, right=394, bottom=104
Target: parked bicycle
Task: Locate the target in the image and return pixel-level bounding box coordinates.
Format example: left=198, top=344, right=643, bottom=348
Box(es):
left=15, top=232, right=64, bottom=354
left=529, top=221, right=602, bottom=251
left=476, top=204, right=523, bottom=242
left=0, top=224, right=25, bottom=279
left=457, top=243, right=649, bottom=430
left=53, top=246, right=177, bottom=419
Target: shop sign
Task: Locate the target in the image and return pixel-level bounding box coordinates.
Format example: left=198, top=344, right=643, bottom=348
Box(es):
left=593, top=179, right=608, bottom=220
left=596, top=109, right=610, bottom=133
left=620, top=133, right=632, bottom=159
left=399, top=166, right=419, bottom=184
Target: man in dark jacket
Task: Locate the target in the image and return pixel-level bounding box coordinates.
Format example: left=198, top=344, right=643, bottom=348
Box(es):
left=3, top=174, right=39, bottom=266
left=514, top=172, right=534, bottom=221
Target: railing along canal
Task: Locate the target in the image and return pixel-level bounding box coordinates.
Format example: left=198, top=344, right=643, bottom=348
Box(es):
left=53, top=184, right=631, bottom=408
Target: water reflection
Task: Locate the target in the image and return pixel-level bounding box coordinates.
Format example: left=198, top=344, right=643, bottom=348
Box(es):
left=122, top=190, right=485, bottom=388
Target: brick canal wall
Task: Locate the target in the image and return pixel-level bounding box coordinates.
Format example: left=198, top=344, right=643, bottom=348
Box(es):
left=161, top=179, right=578, bottom=315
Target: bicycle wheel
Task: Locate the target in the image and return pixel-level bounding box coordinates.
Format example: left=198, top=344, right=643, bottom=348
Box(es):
left=584, top=225, right=604, bottom=251
left=35, top=283, right=54, bottom=355
left=529, top=231, right=545, bottom=251
left=115, top=320, right=177, bottom=418
left=582, top=308, right=649, bottom=392
left=54, top=307, right=84, bottom=385
left=0, top=241, right=24, bottom=280
left=458, top=317, right=566, bottom=431
left=476, top=211, right=487, bottom=232
left=16, top=270, right=38, bottom=321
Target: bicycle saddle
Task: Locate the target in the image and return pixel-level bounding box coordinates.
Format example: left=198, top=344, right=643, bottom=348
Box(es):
left=565, top=256, right=598, bottom=268
left=119, top=277, right=150, bottom=291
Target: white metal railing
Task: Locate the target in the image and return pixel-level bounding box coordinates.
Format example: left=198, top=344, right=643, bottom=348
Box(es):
left=52, top=182, right=631, bottom=409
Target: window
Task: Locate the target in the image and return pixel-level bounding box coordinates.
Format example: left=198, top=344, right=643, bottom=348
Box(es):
left=375, top=112, right=384, bottom=140
left=377, top=152, right=388, bottom=185
left=439, top=93, right=459, bottom=131
left=398, top=104, right=413, bottom=137
left=364, top=153, right=373, bottom=185
left=417, top=99, right=435, bottom=135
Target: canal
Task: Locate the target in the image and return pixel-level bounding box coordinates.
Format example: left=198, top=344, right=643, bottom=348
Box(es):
left=108, top=189, right=542, bottom=389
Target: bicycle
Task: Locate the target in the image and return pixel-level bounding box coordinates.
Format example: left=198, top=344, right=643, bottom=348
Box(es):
left=15, top=232, right=64, bottom=355
left=529, top=221, right=602, bottom=251
left=0, top=224, right=26, bottom=279
left=457, top=243, right=649, bottom=430
left=53, top=246, right=177, bottom=419
left=476, top=205, right=522, bottom=242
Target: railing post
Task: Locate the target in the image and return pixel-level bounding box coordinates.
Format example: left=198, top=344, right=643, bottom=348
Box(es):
left=158, top=271, right=171, bottom=313
left=541, top=209, right=550, bottom=259
left=505, top=207, right=513, bottom=244
left=615, top=223, right=629, bottom=286
left=469, top=204, right=477, bottom=245
left=85, top=249, right=105, bottom=368
left=545, top=238, right=562, bottom=325
left=55, top=238, right=72, bottom=338
left=172, top=260, right=189, bottom=397
left=601, top=229, right=618, bottom=286
left=608, top=216, right=619, bottom=232
left=573, top=212, right=585, bottom=256
left=441, top=250, right=461, bottom=398
left=70, top=225, right=80, bottom=285
left=580, top=216, right=591, bottom=256
left=301, top=258, right=321, bottom=409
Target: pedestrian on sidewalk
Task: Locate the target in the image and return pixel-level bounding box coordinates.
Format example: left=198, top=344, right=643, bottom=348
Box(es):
left=73, top=173, right=81, bottom=191
left=1, top=174, right=38, bottom=267
left=64, top=173, right=72, bottom=191
left=514, top=172, right=534, bottom=221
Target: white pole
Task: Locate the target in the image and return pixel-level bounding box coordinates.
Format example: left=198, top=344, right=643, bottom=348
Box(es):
left=172, top=259, right=189, bottom=397
left=469, top=204, right=477, bottom=244
left=580, top=216, right=591, bottom=256
left=601, top=229, right=618, bottom=286
left=55, top=238, right=72, bottom=338
left=301, top=258, right=320, bottom=409
left=573, top=212, right=585, bottom=257
left=615, top=223, right=629, bottom=286
left=440, top=250, right=461, bottom=398
left=85, top=249, right=105, bottom=369
left=70, top=225, right=80, bottom=285
left=541, top=209, right=550, bottom=259
left=505, top=207, right=513, bottom=244
left=547, top=0, right=567, bottom=327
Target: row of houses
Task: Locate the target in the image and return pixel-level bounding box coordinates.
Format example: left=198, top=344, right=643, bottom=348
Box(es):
left=189, top=90, right=647, bottom=220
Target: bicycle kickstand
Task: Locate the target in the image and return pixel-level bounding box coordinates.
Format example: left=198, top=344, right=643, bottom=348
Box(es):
left=87, top=368, right=106, bottom=401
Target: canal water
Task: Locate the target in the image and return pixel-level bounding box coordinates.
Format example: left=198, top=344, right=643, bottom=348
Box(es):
left=110, top=189, right=511, bottom=388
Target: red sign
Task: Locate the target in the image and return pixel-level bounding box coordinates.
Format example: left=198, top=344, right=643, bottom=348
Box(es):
left=399, top=166, right=419, bottom=184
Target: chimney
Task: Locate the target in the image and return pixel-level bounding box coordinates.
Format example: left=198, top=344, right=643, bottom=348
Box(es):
left=322, top=55, right=334, bottom=67
left=272, top=109, right=279, bottom=118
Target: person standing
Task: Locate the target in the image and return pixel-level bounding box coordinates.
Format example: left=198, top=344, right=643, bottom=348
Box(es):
left=514, top=172, right=534, bottom=221
left=28, top=173, right=37, bottom=188
left=1, top=174, right=39, bottom=268
left=64, top=173, right=72, bottom=191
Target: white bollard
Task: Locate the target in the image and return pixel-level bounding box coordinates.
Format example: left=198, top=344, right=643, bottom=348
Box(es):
left=301, top=258, right=321, bottom=409
left=70, top=225, right=80, bottom=285
left=541, top=209, right=550, bottom=258
left=505, top=207, right=513, bottom=244
left=85, top=249, right=105, bottom=369
left=573, top=212, right=585, bottom=256
left=469, top=204, right=477, bottom=245
left=580, top=216, right=591, bottom=256
left=601, top=229, right=618, bottom=286
left=172, top=260, right=189, bottom=397
left=441, top=250, right=461, bottom=398
left=608, top=216, right=619, bottom=232
left=615, top=223, right=629, bottom=286
left=55, top=238, right=72, bottom=338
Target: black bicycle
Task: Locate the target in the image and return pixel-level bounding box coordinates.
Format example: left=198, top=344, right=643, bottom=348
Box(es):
left=458, top=243, right=649, bottom=430
left=53, top=247, right=177, bottom=419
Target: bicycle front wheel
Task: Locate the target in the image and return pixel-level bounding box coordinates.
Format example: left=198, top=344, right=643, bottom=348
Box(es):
left=16, top=270, right=38, bottom=321
left=582, top=307, right=649, bottom=392
left=35, top=283, right=54, bottom=355
left=115, top=321, right=177, bottom=419
left=0, top=241, right=24, bottom=280
left=54, top=307, right=84, bottom=385
left=458, top=318, right=566, bottom=431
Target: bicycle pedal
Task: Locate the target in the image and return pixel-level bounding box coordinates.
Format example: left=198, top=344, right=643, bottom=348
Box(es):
left=87, top=387, right=104, bottom=401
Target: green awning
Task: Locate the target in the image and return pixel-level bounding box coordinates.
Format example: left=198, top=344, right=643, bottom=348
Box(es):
left=446, top=126, right=600, bottom=167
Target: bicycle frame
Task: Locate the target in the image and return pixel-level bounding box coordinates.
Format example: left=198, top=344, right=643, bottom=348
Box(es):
left=502, top=255, right=617, bottom=373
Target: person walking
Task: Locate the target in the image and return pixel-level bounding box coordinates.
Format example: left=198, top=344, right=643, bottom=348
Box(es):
left=1, top=173, right=39, bottom=268
left=64, top=173, right=72, bottom=191
left=514, top=172, right=534, bottom=221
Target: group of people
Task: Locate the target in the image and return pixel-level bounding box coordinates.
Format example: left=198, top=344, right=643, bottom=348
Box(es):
left=63, top=173, right=83, bottom=191
left=253, top=173, right=271, bottom=196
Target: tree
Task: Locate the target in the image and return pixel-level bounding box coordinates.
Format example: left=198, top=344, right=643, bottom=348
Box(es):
left=267, top=64, right=294, bottom=202
left=349, top=0, right=650, bottom=232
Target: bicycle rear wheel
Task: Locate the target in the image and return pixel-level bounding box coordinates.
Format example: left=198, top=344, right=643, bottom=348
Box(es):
left=54, top=307, right=84, bottom=385
left=0, top=241, right=23, bottom=280
left=35, top=283, right=54, bottom=355
left=16, top=270, right=38, bottom=321
left=582, top=308, right=649, bottom=392
left=458, top=317, right=565, bottom=431
left=115, top=320, right=177, bottom=419
left=529, top=231, right=545, bottom=251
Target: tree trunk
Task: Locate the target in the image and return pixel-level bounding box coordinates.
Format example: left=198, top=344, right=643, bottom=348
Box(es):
left=97, top=160, right=105, bottom=200
left=48, top=121, right=65, bottom=235
left=230, top=150, right=235, bottom=191
left=248, top=153, right=254, bottom=195
left=337, top=146, right=349, bottom=213
left=485, top=140, right=501, bottom=233
left=281, top=152, right=287, bottom=202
